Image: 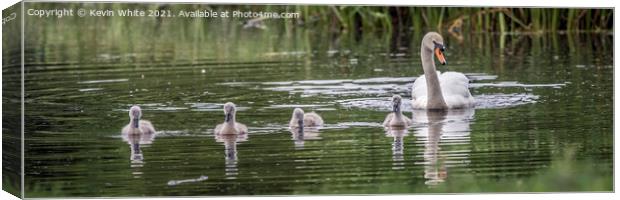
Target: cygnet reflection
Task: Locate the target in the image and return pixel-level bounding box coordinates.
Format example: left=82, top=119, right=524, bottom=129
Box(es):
left=289, top=126, right=322, bottom=150
left=384, top=127, right=409, bottom=170
left=215, top=133, right=248, bottom=179
left=120, top=105, right=157, bottom=178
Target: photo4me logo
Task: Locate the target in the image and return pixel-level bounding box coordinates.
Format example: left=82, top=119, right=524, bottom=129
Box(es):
left=2, top=12, right=16, bottom=25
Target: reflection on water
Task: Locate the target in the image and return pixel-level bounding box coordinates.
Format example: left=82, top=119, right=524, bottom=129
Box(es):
left=413, top=109, right=474, bottom=186
left=289, top=127, right=322, bottom=150
left=167, top=175, right=209, bottom=186
left=384, top=128, right=409, bottom=170
left=215, top=133, right=249, bottom=179
left=121, top=131, right=156, bottom=178
left=256, top=74, right=558, bottom=110
left=17, top=9, right=612, bottom=195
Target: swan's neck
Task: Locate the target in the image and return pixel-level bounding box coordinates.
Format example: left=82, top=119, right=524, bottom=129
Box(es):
left=421, top=47, right=448, bottom=109
left=393, top=108, right=403, bottom=119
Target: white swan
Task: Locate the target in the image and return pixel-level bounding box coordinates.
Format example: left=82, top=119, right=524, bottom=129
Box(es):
left=214, top=102, right=248, bottom=135
left=412, top=32, right=474, bottom=109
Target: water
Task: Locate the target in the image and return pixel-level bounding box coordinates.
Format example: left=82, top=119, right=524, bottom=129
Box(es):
left=5, top=5, right=613, bottom=197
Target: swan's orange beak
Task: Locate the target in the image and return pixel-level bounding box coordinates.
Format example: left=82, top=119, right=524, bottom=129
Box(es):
left=434, top=48, right=446, bottom=65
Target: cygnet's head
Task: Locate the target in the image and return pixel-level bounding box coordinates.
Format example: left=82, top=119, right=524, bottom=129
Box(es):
left=223, top=102, right=236, bottom=122
left=422, top=32, right=447, bottom=65
left=392, top=95, right=403, bottom=113
left=293, top=108, right=305, bottom=120
left=129, top=105, right=142, bottom=128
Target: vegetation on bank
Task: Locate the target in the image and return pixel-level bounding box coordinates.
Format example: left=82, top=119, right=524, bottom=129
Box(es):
left=18, top=3, right=614, bottom=63
left=24, top=3, right=613, bottom=34
left=294, top=7, right=613, bottom=35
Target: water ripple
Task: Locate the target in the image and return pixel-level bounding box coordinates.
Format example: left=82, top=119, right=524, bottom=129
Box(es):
left=77, top=78, right=129, bottom=84
left=187, top=102, right=250, bottom=112
left=336, top=93, right=539, bottom=110
left=167, top=175, right=209, bottom=186
left=471, top=81, right=566, bottom=88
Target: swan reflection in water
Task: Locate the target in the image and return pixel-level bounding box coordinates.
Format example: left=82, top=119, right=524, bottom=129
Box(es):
left=413, top=109, right=474, bottom=186
left=384, top=127, right=409, bottom=170
left=214, top=133, right=248, bottom=179
left=289, top=127, right=321, bottom=150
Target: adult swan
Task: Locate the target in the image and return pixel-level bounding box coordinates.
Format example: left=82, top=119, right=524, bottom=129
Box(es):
left=411, top=32, right=474, bottom=109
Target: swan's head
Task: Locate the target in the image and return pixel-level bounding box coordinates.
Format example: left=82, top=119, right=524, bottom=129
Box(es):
left=423, top=32, right=447, bottom=65
left=223, top=102, right=236, bottom=122
left=129, top=105, right=142, bottom=128
left=293, top=108, right=305, bottom=128
left=392, top=95, right=402, bottom=113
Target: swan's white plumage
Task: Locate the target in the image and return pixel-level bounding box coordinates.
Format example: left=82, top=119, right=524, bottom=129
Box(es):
left=412, top=71, right=474, bottom=109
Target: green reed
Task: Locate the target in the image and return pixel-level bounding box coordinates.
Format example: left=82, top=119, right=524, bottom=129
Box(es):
left=271, top=6, right=613, bottom=42
left=24, top=3, right=612, bottom=36
left=19, top=3, right=614, bottom=62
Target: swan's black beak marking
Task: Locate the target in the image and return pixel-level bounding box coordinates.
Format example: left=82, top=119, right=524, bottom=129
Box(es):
left=433, top=41, right=447, bottom=65
left=433, top=41, right=446, bottom=51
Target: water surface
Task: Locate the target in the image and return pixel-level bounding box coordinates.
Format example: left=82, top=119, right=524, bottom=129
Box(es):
left=12, top=4, right=614, bottom=197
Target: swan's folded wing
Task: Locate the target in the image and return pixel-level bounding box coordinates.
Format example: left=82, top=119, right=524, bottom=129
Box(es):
left=411, top=74, right=427, bottom=100
left=439, top=72, right=470, bottom=97
left=440, top=72, right=474, bottom=108
left=411, top=74, right=428, bottom=109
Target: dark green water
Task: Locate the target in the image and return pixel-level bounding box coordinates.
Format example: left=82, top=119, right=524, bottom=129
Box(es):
left=4, top=3, right=614, bottom=198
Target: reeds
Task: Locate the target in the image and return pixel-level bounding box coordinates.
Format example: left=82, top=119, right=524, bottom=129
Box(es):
left=293, top=7, right=612, bottom=35
left=26, top=3, right=613, bottom=36
left=22, top=3, right=613, bottom=62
